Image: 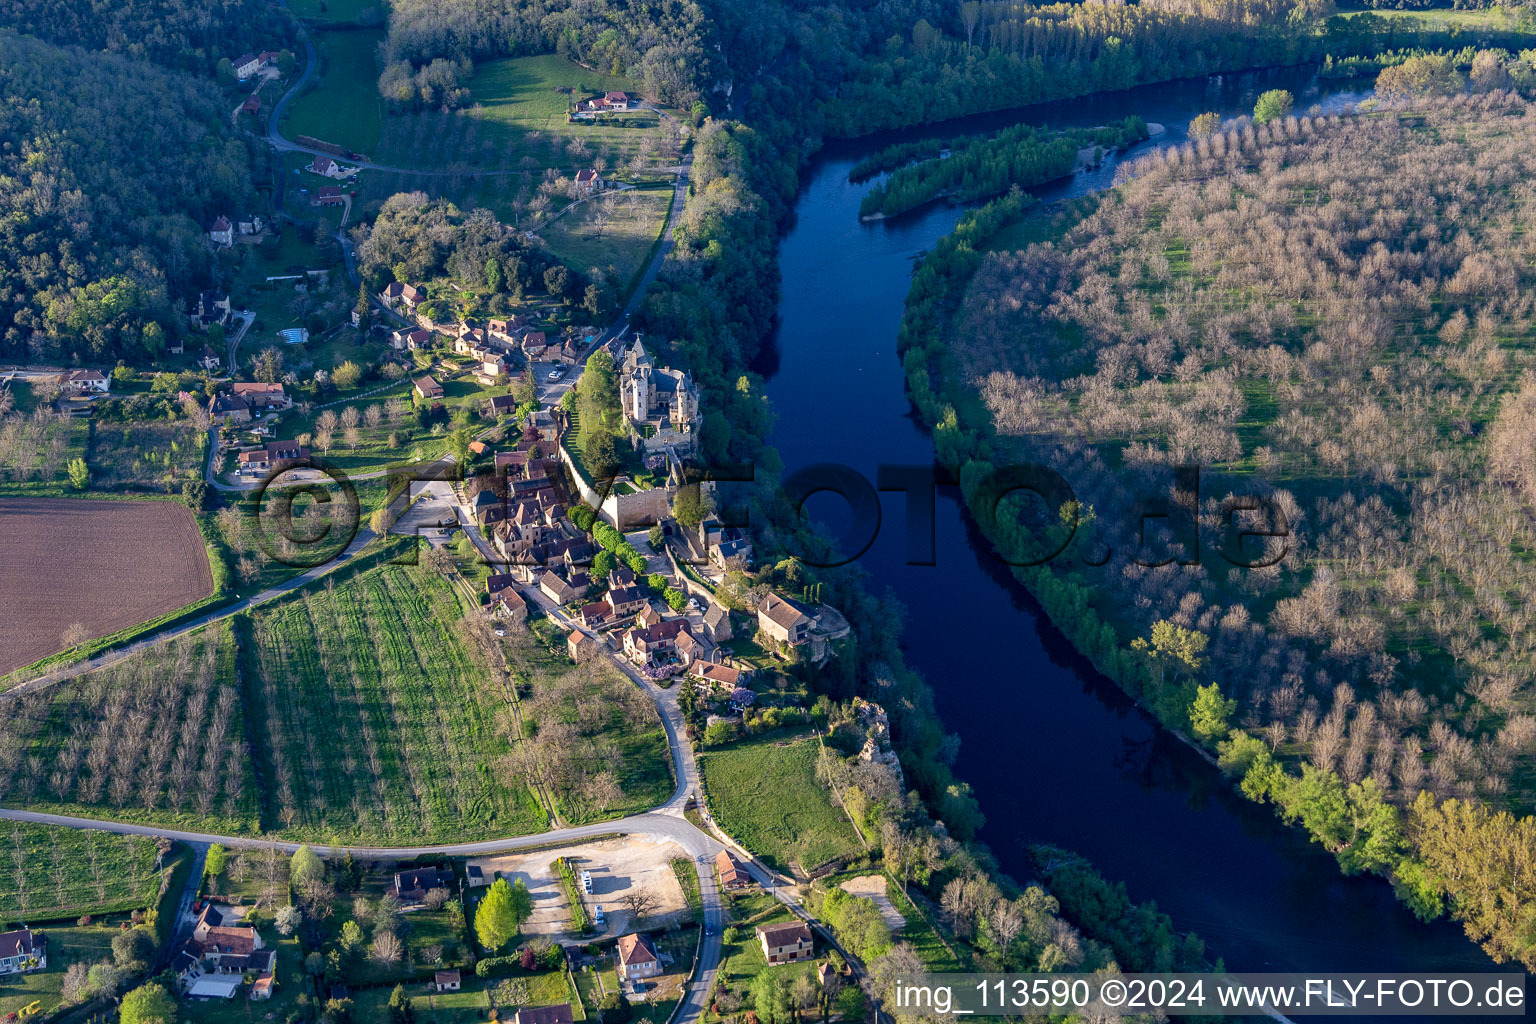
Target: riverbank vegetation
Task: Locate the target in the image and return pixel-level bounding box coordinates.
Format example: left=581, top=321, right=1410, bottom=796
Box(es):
left=858, top=117, right=1148, bottom=219
left=899, top=86, right=1536, bottom=968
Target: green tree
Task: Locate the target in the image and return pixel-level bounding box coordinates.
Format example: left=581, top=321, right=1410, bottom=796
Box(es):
left=67, top=457, right=89, bottom=490
left=389, top=982, right=416, bottom=1023
left=543, top=265, right=571, bottom=300
left=1131, top=620, right=1207, bottom=686
left=648, top=524, right=664, bottom=549
left=333, top=361, right=364, bottom=390
left=586, top=429, right=620, bottom=479
left=450, top=428, right=472, bottom=466
left=599, top=991, right=632, bottom=1023
left=671, top=484, right=713, bottom=530
left=485, top=256, right=504, bottom=293
left=205, top=844, right=228, bottom=879
left=120, top=982, right=177, bottom=1024
left=111, top=927, right=155, bottom=973
left=592, top=550, right=616, bottom=580
left=356, top=283, right=371, bottom=324
left=580, top=349, right=621, bottom=429
left=1188, top=683, right=1235, bottom=742
left=340, top=920, right=366, bottom=954
left=291, top=845, right=325, bottom=886
left=475, top=877, right=520, bottom=952
left=509, top=878, right=534, bottom=929
left=1189, top=111, right=1221, bottom=139
left=1253, top=89, right=1293, bottom=124
left=752, top=971, right=792, bottom=1024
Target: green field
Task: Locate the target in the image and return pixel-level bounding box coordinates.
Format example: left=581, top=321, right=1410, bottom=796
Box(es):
left=87, top=416, right=205, bottom=492
left=289, top=0, right=383, bottom=22
left=697, top=736, right=862, bottom=875
left=374, top=55, right=670, bottom=175
left=542, top=182, right=673, bottom=294
left=284, top=28, right=386, bottom=156
left=1337, top=7, right=1524, bottom=27
left=240, top=563, right=547, bottom=843
left=0, top=823, right=163, bottom=924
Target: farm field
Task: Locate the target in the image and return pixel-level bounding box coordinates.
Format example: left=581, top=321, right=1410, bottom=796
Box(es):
left=240, top=563, right=547, bottom=843
left=374, top=55, right=669, bottom=175
left=283, top=28, right=386, bottom=156
left=0, top=497, right=214, bottom=675
left=541, top=183, right=673, bottom=294
left=0, top=822, right=163, bottom=923
left=0, top=627, right=257, bottom=833
left=697, top=736, right=863, bottom=876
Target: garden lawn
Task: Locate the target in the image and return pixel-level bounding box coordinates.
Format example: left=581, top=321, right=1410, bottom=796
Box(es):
left=697, top=737, right=862, bottom=875
left=240, top=563, right=548, bottom=843
left=0, top=917, right=120, bottom=1019
left=283, top=29, right=385, bottom=155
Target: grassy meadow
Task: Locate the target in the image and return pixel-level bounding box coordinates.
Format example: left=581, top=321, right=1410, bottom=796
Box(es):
left=0, top=823, right=163, bottom=923
left=697, top=736, right=863, bottom=875
left=542, top=182, right=674, bottom=293
left=284, top=28, right=386, bottom=155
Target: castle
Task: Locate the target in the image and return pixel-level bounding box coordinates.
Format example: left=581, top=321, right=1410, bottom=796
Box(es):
left=619, top=337, right=700, bottom=452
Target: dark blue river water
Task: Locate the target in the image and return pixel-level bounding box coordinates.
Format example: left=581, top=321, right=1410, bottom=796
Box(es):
left=760, top=67, right=1496, bottom=976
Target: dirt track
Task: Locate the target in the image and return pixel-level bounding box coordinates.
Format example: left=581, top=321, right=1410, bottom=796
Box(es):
left=0, top=497, right=214, bottom=675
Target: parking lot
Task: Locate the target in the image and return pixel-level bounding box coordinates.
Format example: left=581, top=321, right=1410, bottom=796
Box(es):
left=467, top=836, right=690, bottom=941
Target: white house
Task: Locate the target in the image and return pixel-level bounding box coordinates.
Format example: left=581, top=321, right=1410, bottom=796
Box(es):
left=0, top=928, right=45, bottom=976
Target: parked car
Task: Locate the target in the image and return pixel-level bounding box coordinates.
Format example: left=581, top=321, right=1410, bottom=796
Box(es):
left=546, top=369, right=564, bottom=382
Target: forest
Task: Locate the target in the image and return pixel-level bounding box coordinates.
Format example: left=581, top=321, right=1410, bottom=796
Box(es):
left=356, top=192, right=584, bottom=309
left=900, top=87, right=1536, bottom=966
left=0, top=0, right=291, bottom=73
left=0, top=30, right=259, bottom=365
left=858, top=117, right=1148, bottom=218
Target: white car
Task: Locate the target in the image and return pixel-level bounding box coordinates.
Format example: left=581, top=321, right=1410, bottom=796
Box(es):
left=546, top=368, right=564, bottom=382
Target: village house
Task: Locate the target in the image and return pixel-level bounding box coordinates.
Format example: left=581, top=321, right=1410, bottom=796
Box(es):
left=242, top=94, right=261, bottom=117
left=616, top=933, right=662, bottom=981
left=232, top=381, right=291, bottom=411
left=758, top=593, right=813, bottom=647
left=702, top=601, right=733, bottom=643
left=251, top=973, right=275, bottom=1001
left=237, top=440, right=309, bottom=475
left=604, top=90, right=631, bottom=110
left=696, top=517, right=752, bottom=571
left=176, top=904, right=270, bottom=999
left=392, top=866, right=454, bottom=902
left=310, top=154, right=337, bottom=176
left=56, top=369, right=110, bottom=395
left=209, top=215, right=233, bottom=247
left=195, top=290, right=232, bottom=331
left=757, top=921, right=814, bottom=965
left=200, top=345, right=223, bottom=372
left=312, top=185, right=344, bottom=207
left=568, top=628, right=598, bottom=663
left=233, top=53, right=262, bottom=78
left=621, top=619, right=692, bottom=669
left=574, top=168, right=605, bottom=195
left=414, top=375, right=445, bottom=401
left=514, top=1005, right=575, bottom=1024
left=715, top=850, right=750, bottom=889
left=210, top=392, right=251, bottom=424
left=381, top=282, right=427, bottom=310
left=238, top=215, right=266, bottom=236
left=579, top=600, right=614, bottom=629
left=0, top=928, right=45, bottom=975
left=521, top=330, right=550, bottom=359
left=435, top=970, right=462, bottom=993
left=485, top=394, right=519, bottom=419
left=607, top=585, right=648, bottom=619
left=691, top=661, right=745, bottom=693
left=391, top=327, right=433, bottom=351
left=540, top=569, right=590, bottom=606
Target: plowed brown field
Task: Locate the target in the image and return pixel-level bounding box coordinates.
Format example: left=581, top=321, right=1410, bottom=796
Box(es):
left=0, top=497, right=213, bottom=674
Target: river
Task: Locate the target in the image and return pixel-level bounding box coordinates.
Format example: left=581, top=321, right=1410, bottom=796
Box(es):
left=757, top=66, right=1495, bottom=976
